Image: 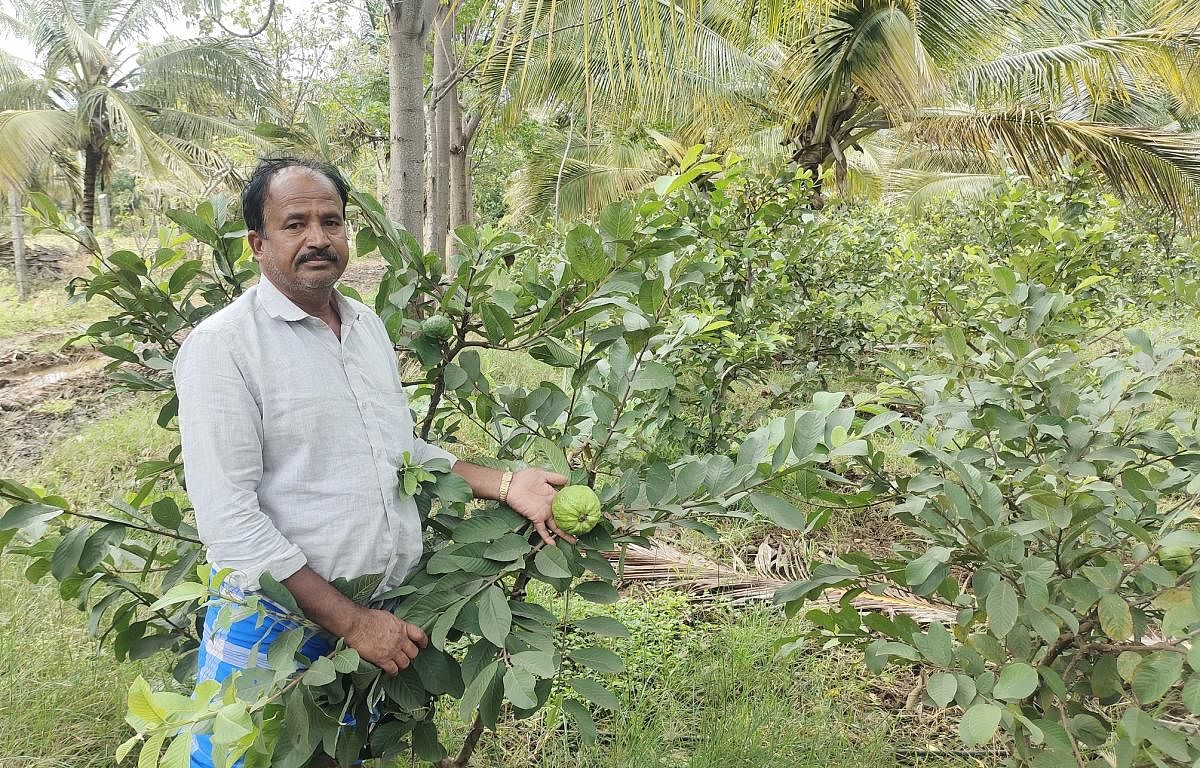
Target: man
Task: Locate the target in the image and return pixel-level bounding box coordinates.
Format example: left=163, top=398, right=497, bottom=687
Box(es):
left=175, top=157, right=575, bottom=767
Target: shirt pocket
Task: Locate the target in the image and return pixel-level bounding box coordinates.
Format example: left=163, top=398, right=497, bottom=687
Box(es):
left=367, top=383, right=418, bottom=464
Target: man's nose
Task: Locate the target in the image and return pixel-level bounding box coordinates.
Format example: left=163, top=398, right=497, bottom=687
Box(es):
left=305, top=220, right=331, bottom=249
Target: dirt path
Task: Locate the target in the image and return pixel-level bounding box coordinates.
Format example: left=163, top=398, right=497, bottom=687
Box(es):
left=339, top=256, right=387, bottom=299
left=0, top=337, right=125, bottom=476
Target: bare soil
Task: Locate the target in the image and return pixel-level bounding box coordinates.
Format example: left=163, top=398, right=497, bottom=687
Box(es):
left=339, top=256, right=388, bottom=298
left=0, top=337, right=120, bottom=475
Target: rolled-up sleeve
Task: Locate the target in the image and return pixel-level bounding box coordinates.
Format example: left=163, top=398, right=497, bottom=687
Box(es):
left=411, top=435, right=458, bottom=466
left=175, top=329, right=307, bottom=589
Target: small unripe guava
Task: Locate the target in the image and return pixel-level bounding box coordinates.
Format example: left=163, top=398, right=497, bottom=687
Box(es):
left=1158, top=545, right=1194, bottom=574
left=421, top=315, right=454, bottom=341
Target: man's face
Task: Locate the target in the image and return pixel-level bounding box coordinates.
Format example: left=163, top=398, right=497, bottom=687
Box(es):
left=248, top=167, right=349, bottom=296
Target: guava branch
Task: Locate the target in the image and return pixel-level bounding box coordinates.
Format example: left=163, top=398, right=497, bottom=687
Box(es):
left=435, top=714, right=485, bottom=768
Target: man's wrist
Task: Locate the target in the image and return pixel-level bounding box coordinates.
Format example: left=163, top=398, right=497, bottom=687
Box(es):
left=337, top=603, right=371, bottom=640
left=498, top=469, right=514, bottom=504
left=282, top=565, right=367, bottom=638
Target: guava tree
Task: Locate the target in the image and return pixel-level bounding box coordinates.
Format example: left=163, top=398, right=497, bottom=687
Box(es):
left=0, top=158, right=858, bottom=766
left=776, top=235, right=1200, bottom=765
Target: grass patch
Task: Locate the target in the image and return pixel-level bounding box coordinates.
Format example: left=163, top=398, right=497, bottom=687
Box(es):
left=426, top=595, right=965, bottom=768
left=0, top=400, right=179, bottom=764
left=0, top=558, right=169, bottom=767
left=0, top=280, right=110, bottom=344
left=30, top=396, right=78, bottom=415
left=30, top=396, right=177, bottom=501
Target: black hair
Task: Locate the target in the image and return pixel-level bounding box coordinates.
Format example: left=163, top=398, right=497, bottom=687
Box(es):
left=241, top=156, right=351, bottom=233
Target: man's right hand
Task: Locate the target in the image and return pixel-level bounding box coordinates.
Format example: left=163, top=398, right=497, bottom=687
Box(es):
left=342, top=607, right=428, bottom=676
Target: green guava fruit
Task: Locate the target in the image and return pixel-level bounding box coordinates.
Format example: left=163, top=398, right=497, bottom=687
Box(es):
left=1158, top=545, right=1194, bottom=574
left=551, top=485, right=602, bottom=535
left=421, top=315, right=454, bottom=341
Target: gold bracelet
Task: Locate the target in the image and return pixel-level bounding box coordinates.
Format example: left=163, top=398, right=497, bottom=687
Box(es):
left=498, top=470, right=514, bottom=504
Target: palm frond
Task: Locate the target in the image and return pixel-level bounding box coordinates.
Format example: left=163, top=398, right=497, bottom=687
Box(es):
left=1153, top=0, right=1200, bottom=33
left=775, top=0, right=938, bottom=134
left=910, top=0, right=1018, bottom=66
left=156, top=135, right=245, bottom=192
left=0, top=48, right=56, bottom=110
left=0, top=77, right=56, bottom=111
left=38, top=8, right=114, bottom=74
left=133, top=37, right=271, bottom=110
left=885, top=168, right=1005, bottom=212
left=147, top=107, right=272, bottom=149
left=479, top=0, right=770, bottom=140
left=503, top=126, right=665, bottom=222
left=0, top=109, right=77, bottom=187
left=0, top=50, right=27, bottom=85
left=728, top=124, right=790, bottom=171
left=0, top=8, right=32, bottom=41
left=915, top=106, right=1200, bottom=218
left=646, top=127, right=689, bottom=165
left=605, top=541, right=957, bottom=623
left=958, top=29, right=1200, bottom=113
left=87, top=85, right=195, bottom=182
left=836, top=138, right=893, bottom=199
left=102, top=0, right=170, bottom=50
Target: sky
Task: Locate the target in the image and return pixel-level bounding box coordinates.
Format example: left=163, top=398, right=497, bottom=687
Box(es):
left=0, top=0, right=341, bottom=70
left=0, top=1, right=197, bottom=68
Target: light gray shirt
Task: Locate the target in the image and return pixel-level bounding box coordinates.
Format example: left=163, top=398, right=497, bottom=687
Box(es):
left=174, top=275, right=455, bottom=594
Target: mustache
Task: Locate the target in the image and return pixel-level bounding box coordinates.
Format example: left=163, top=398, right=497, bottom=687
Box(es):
left=296, top=248, right=338, bottom=264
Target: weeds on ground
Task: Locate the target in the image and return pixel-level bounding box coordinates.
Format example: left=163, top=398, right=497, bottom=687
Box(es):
left=0, top=280, right=109, bottom=345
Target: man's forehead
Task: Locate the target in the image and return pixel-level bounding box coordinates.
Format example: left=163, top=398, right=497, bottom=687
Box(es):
left=265, top=168, right=342, bottom=212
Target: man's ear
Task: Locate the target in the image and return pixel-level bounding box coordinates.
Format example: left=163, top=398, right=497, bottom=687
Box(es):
left=247, top=230, right=264, bottom=259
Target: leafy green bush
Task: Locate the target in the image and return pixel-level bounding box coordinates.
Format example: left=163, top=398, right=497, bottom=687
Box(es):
left=0, top=169, right=837, bottom=767
left=777, top=264, right=1200, bottom=765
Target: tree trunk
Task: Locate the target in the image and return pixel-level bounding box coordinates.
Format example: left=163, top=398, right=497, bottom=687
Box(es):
left=98, top=191, right=112, bottom=230
left=449, top=107, right=481, bottom=259
left=386, top=0, right=437, bottom=238
left=375, top=141, right=387, bottom=203
left=426, top=0, right=454, bottom=263
left=424, top=95, right=436, bottom=250
left=8, top=188, right=28, bottom=302
left=81, top=145, right=102, bottom=230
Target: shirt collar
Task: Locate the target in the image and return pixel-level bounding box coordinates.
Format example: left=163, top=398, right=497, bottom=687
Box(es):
left=256, top=275, right=362, bottom=324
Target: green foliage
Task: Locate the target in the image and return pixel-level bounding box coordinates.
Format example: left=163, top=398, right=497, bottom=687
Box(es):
left=777, top=266, right=1200, bottom=764
left=7, top=152, right=1200, bottom=767
left=2, top=172, right=837, bottom=767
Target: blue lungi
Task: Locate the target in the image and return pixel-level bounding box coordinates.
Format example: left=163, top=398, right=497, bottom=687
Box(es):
left=190, top=595, right=332, bottom=768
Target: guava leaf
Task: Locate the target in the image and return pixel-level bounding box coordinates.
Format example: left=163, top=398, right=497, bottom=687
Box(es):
left=959, top=702, right=1002, bottom=746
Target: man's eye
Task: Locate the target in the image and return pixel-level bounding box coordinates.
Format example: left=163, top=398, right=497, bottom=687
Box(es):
left=286, top=222, right=303, bottom=230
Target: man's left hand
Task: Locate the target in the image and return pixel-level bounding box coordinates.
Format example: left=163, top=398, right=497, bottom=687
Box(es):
left=506, top=468, right=576, bottom=545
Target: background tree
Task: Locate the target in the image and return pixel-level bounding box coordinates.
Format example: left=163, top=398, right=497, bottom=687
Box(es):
left=0, top=0, right=270, bottom=228
left=486, top=0, right=1200, bottom=217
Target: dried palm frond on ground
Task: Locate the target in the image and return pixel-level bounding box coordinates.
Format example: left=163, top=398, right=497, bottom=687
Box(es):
left=605, top=539, right=958, bottom=624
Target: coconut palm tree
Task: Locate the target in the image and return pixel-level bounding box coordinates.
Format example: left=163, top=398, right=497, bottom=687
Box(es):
left=485, top=0, right=1200, bottom=218
left=0, top=0, right=271, bottom=229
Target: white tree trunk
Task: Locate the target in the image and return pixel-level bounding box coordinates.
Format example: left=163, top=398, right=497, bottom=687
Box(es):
left=98, top=192, right=112, bottom=230
left=424, top=96, right=436, bottom=250
left=426, top=0, right=453, bottom=263
left=375, top=141, right=387, bottom=203
left=450, top=106, right=481, bottom=261
left=8, top=188, right=28, bottom=302
left=386, top=0, right=437, bottom=238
